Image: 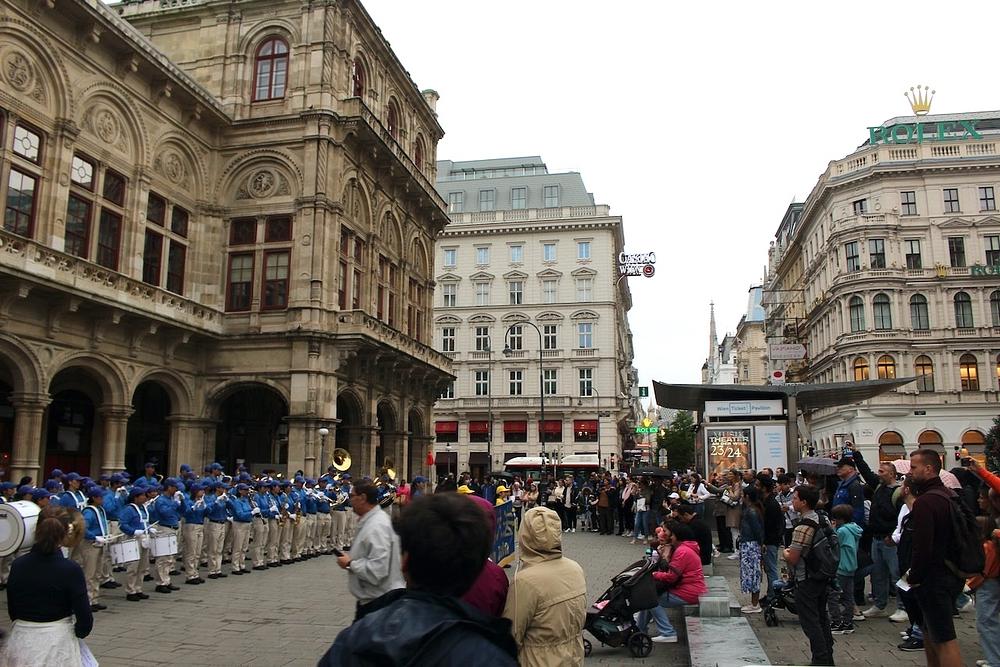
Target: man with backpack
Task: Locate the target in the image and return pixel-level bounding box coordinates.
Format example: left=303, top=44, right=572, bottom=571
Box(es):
left=905, top=449, right=976, bottom=667
left=784, top=485, right=836, bottom=666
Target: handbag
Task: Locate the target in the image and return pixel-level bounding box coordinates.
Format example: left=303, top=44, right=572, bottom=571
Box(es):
left=636, top=497, right=647, bottom=512
left=721, top=490, right=739, bottom=508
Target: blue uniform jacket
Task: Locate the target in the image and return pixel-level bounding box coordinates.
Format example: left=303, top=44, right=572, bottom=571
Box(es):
left=315, top=490, right=331, bottom=513
left=304, top=492, right=318, bottom=514
left=255, top=494, right=274, bottom=519
left=154, top=494, right=183, bottom=528
left=59, top=490, right=86, bottom=510
left=230, top=496, right=253, bottom=522
left=102, top=488, right=122, bottom=521
left=119, top=503, right=150, bottom=536
left=204, top=494, right=231, bottom=522
left=82, top=505, right=109, bottom=541
left=183, top=497, right=208, bottom=524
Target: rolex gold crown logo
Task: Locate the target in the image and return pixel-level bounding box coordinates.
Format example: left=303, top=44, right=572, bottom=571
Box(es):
left=905, top=85, right=935, bottom=116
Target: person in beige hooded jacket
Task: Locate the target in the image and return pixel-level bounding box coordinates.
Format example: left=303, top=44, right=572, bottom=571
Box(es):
left=502, top=505, right=587, bottom=666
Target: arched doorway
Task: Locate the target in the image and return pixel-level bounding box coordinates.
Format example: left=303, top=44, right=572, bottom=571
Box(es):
left=376, top=401, right=397, bottom=472
left=0, top=380, right=13, bottom=478
left=214, top=385, right=288, bottom=474
left=46, top=367, right=106, bottom=476
left=125, top=382, right=171, bottom=476
left=335, top=391, right=364, bottom=473
left=407, top=408, right=424, bottom=480
left=961, top=430, right=987, bottom=467
left=878, top=431, right=905, bottom=462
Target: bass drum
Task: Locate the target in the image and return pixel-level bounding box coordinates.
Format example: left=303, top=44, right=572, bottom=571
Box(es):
left=0, top=500, right=41, bottom=557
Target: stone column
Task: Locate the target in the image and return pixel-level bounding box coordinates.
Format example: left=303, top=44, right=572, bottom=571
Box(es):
left=168, top=416, right=217, bottom=475
left=99, top=404, right=134, bottom=474
left=411, top=435, right=433, bottom=481
left=285, top=416, right=319, bottom=478
left=8, top=392, right=49, bottom=483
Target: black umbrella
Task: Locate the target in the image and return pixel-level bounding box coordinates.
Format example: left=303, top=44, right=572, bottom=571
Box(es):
left=630, top=466, right=673, bottom=478
left=796, top=456, right=838, bottom=476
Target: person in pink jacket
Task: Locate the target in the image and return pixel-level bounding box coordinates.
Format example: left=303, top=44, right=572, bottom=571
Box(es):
left=636, top=521, right=708, bottom=642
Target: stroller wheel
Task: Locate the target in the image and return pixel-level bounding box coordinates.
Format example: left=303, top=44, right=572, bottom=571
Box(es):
left=628, top=632, right=653, bottom=658
left=583, top=638, right=592, bottom=657
left=764, top=607, right=778, bottom=627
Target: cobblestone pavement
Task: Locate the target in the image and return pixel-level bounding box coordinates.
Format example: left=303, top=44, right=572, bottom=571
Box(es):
left=0, top=530, right=984, bottom=666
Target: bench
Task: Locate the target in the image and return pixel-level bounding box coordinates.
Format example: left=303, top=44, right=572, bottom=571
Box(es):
left=686, top=616, right=771, bottom=667
left=682, top=574, right=741, bottom=618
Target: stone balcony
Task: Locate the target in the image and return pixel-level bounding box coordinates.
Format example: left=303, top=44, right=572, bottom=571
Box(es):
left=333, top=309, right=453, bottom=377
left=446, top=205, right=612, bottom=226
left=831, top=140, right=1000, bottom=180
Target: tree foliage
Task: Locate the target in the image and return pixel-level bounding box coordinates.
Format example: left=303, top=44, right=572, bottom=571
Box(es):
left=987, top=414, right=1000, bottom=473
left=657, top=410, right=696, bottom=471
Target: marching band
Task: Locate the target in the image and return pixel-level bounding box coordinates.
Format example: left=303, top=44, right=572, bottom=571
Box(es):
left=0, top=448, right=395, bottom=613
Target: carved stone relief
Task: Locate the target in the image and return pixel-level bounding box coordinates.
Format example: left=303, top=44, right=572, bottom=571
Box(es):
left=235, top=169, right=291, bottom=200
left=0, top=47, right=45, bottom=104
left=154, top=149, right=187, bottom=186
left=84, top=103, right=130, bottom=155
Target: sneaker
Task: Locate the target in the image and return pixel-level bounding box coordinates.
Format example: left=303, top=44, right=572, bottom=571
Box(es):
left=976, top=661, right=988, bottom=666
left=740, top=605, right=762, bottom=614
left=959, top=599, right=975, bottom=613
left=862, top=606, right=887, bottom=618
left=727, top=553, right=739, bottom=560
left=651, top=634, right=678, bottom=643
left=831, top=623, right=845, bottom=635
left=889, top=609, right=909, bottom=623
left=852, top=613, right=866, bottom=622
left=898, top=637, right=924, bottom=652
left=839, top=623, right=855, bottom=635
left=571, top=528, right=576, bottom=533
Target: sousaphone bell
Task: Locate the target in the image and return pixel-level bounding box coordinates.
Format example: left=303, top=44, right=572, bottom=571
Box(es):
left=331, top=448, right=352, bottom=472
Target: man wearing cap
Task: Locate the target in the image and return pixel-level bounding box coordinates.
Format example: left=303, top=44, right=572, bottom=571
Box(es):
left=139, top=462, right=159, bottom=487
left=229, top=483, right=254, bottom=574
left=29, top=488, right=51, bottom=507
left=104, top=474, right=128, bottom=576
left=265, top=481, right=282, bottom=567
left=119, top=487, right=152, bottom=601
left=204, top=482, right=231, bottom=579
left=182, top=482, right=208, bottom=584
left=279, top=480, right=295, bottom=564
left=251, top=481, right=272, bottom=570
left=81, top=486, right=111, bottom=611
left=315, top=478, right=333, bottom=556
left=151, top=478, right=183, bottom=593
left=331, top=476, right=351, bottom=554
left=59, top=473, right=87, bottom=511
left=832, top=455, right=866, bottom=529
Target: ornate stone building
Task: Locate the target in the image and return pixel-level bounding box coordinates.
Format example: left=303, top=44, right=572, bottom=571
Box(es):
left=0, top=0, right=452, bottom=482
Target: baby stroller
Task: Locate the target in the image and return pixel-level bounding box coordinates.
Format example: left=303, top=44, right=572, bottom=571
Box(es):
left=583, top=557, right=659, bottom=658
left=763, top=580, right=798, bottom=627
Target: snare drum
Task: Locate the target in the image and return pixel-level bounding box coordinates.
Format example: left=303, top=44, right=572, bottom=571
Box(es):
left=150, top=533, right=178, bottom=557
left=0, top=500, right=41, bottom=557
left=109, top=538, right=141, bottom=565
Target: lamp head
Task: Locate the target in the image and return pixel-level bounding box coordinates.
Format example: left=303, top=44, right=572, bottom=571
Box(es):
left=318, top=427, right=330, bottom=437
left=502, top=345, right=513, bottom=357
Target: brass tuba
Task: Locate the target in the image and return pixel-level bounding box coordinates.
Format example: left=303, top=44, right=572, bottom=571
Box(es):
left=331, top=448, right=352, bottom=472
left=375, top=458, right=397, bottom=508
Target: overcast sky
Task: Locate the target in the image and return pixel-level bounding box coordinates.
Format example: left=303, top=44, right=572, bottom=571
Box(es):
left=364, top=0, right=1000, bottom=391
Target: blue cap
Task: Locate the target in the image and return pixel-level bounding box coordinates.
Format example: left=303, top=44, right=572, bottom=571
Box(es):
left=98, top=474, right=110, bottom=482
left=176, top=481, right=185, bottom=493
left=44, top=480, right=61, bottom=491
left=413, top=476, right=427, bottom=484
left=269, top=480, right=280, bottom=488
left=144, top=462, right=155, bottom=469
left=236, top=483, right=249, bottom=491
left=238, top=473, right=251, bottom=481
left=341, top=473, right=352, bottom=480
left=210, top=462, right=223, bottom=471
left=203, top=465, right=212, bottom=473
left=31, top=489, right=51, bottom=501
left=129, top=487, right=147, bottom=499
left=50, top=468, right=64, bottom=479
left=120, top=472, right=131, bottom=480
left=179, top=464, right=192, bottom=473
left=65, top=472, right=81, bottom=482
left=148, top=484, right=162, bottom=492
left=237, top=465, right=247, bottom=473
left=86, top=486, right=104, bottom=499
left=294, top=475, right=304, bottom=484
left=110, top=474, right=124, bottom=483
left=163, top=478, right=178, bottom=488
left=134, top=478, right=148, bottom=488
left=17, top=485, right=33, bottom=497
left=0, top=482, right=16, bottom=491
left=190, top=482, right=204, bottom=493
left=280, top=481, right=291, bottom=488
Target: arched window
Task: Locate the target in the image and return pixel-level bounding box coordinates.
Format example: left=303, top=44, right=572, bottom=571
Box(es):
left=253, top=37, right=289, bottom=101
left=878, top=431, right=905, bottom=462
left=873, top=293, right=892, bottom=330
left=914, top=355, right=935, bottom=391
left=849, top=296, right=865, bottom=332
left=991, top=290, right=1000, bottom=327
left=909, top=293, right=929, bottom=330
left=954, top=291, right=974, bottom=328
left=917, top=430, right=945, bottom=459
left=876, top=354, right=896, bottom=379
left=962, top=430, right=987, bottom=466
left=351, top=57, right=366, bottom=98
left=414, top=139, right=424, bottom=171
left=960, top=353, right=980, bottom=390
left=853, top=356, right=869, bottom=381
left=386, top=101, right=400, bottom=140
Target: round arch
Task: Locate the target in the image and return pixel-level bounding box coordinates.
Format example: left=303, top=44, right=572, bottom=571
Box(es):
left=76, top=88, right=149, bottom=169
left=212, top=382, right=289, bottom=473
left=0, top=24, right=75, bottom=119
left=125, top=381, right=172, bottom=476
left=49, top=353, right=127, bottom=406
left=917, top=429, right=945, bottom=458
left=214, top=149, right=303, bottom=203
left=406, top=407, right=426, bottom=480
left=334, top=389, right=366, bottom=472
left=131, top=368, right=194, bottom=416
left=961, top=429, right=987, bottom=466
left=151, top=135, right=207, bottom=202
left=376, top=400, right=398, bottom=471
left=0, top=332, right=44, bottom=394
left=203, top=377, right=290, bottom=419
left=877, top=430, right=905, bottom=462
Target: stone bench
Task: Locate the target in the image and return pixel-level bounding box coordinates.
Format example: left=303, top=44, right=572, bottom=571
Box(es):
left=683, top=574, right=741, bottom=618
left=686, top=616, right=771, bottom=667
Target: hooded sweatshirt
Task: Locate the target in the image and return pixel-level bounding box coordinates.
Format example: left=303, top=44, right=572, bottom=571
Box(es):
left=462, top=495, right=510, bottom=616
left=502, top=506, right=587, bottom=667
left=651, top=540, right=709, bottom=604
left=836, top=521, right=864, bottom=576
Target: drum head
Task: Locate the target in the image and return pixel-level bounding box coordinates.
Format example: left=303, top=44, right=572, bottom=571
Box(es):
left=0, top=501, right=39, bottom=557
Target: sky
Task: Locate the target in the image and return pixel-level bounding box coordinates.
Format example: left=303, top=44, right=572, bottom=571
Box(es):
left=363, top=0, right=1000, bottom=389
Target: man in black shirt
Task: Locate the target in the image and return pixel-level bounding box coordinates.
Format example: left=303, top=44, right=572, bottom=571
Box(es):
left=852, top=446, right=904, bottom=620
left=757, top=475, right=784, bottom=601
left=676, top=503, right=713, bottom=567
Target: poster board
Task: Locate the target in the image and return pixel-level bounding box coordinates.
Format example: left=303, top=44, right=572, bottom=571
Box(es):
left=704, top=427, right=752, bottom=478
left=493, top=500, right=517, bottom=567
left=753, top=424, right=788, bottom=473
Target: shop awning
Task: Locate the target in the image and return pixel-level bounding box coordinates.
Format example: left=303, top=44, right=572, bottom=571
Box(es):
left=469, top=421, right=490, bottom=434
left=503, top=420, right=527, bottom=433
left=539, top=420, right=562, bottom=434
left=435, top=421, right=458, bottom=434
left=468, top=451, right=490, bottom=466
left=435, top=451, right=457, bottom=465
left=574, top=420, right=598, bottom=432
left=653, top=378, right=916, bottom=412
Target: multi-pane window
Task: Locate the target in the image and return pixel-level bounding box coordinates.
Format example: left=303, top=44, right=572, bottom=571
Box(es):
left=954, top=291, right=974, bottom=328
left=12, top=123, right=41, bottom=162
left=439, top=382, right=454, bottom=399
left=910, top=294, right=930, bottom=330
left=543, top=243, right=556, bottom=261
left=227, top=254, right=254, bottom=311
left=509, top=370, right=523, bottom=396
left=869, top=239, right=886, bottom=269
left=443, top=248, right=457, bottom=267
left=475, top=281, right=490, bottom=305
left=853, top=357, right=869, bottom=381
left=253, top=37, right=289, bottom=101
left=579, top=368, right=593, bottom=396
left=351, top=57, right=366, bottom=98
left=845, top=241, right=860, bottom=272
left=542, top=369, right=557, bottom=395
left=474, top=370, right=490, bottom=396
left=510, top=244, right=523, bottom=263
left=543, top=324, right=557, bottom=349
left=576, top=277, right=593, bottom=302
left=142, top=193, right=188, bottom=294
left=65, top=195, right=91, bottom=259
left=474, top=326, right=490, bottom=351
left=441, top=327, right=455, bottom=352
left=992, top=291, right=1000, bottom=327
left=479, top=190, right=495, bottom=212
left=577, top=241, right=591, bottom=260
left=577, top=322, right=593, bottom=348
left=944, top=188, right=960, bottom=213
left=852, top=199, right=867, bottom=215
left=986, top=235, right=1000, bottom=266
left=142, top=230, right=163, bottom=285
left=262, top=251, right=289, bottom=309
left=542, top=279, right=557, bottom=304
left=441, top=283, right=457, bottom=307
left=960, top=353, right=980, bottom=391
left=980, top=186, right=996, bottom=211
left=915, top=355, right=935, bottom=392
left=476, top=247, right=490, bottom=265
left=4, top=123, right=44, bottom=238
left=543, top=185, right=559, bottom=207
left=508, top=280, right=523, bottom=305
left=508, top=325, right=523, bottom=351
left=876, top=355, right=896, bottom=379
left=447, top=192, right=464, bottom=213
left=905, top=239, right=922, bottom=269
left=948, top=237, right=966, bottom=267
left=873, top=293, right=892, bottom=330
left=849, top=296, right=865, bottom=332
left=511, top=187, right=526, bottom=210
left=407, top=277, right=425, bottom=342
left=225, top=216, right=293, bottom=310
left=900, top=191, right=917, bottom=216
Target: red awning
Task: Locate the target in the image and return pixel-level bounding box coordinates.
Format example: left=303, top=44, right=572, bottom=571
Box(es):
left=469, top=421, right=490, bottom=434
left=504, top=420, right=528, bottom=433
left=539, top=420, right=562, bottom=434
left=435, top=421, right=459, bottom=435
left=574, top=420, right=599, bottom=432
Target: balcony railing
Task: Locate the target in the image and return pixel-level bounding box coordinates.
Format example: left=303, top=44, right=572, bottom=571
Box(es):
left=334, top=310, right=452, bottom=373
left=832, top=140, right=1000, bottom=179
left=446, top=205, right=612, bottom=225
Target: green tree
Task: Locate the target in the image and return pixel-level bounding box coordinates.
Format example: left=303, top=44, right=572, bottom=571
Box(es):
left=987, top=414, right=1000, bottom=473
left=657, top=411, right=696, bottom=471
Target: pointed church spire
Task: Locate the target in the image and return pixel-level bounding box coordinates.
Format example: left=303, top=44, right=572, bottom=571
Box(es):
left=708, top=301, right=718, bottom=382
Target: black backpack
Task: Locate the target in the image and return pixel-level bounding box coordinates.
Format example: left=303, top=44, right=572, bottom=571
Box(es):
left=926, top=487, right=986, bottom=578
left=799, top=514, right=840, bottom=582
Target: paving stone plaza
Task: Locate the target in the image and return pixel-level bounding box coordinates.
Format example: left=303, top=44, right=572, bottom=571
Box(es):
left=0, top=531, right=981, bottom=666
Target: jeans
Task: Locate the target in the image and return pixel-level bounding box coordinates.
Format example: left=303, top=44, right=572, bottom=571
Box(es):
left=796, top=578, right=835, bottom=665
left=976, top=578, right=1000, bottom=667
left=763, top=544, right=780, bottom=598
left=636, top=591, right=688, bottom=637
left=870, top=539, right=900, bottom=610
left=828, top=573, right=855, bottom=625
left=633, top=510, right=648, bottom=539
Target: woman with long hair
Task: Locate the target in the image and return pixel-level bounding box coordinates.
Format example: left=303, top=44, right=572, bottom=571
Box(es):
left=2, top=505, right=94, bottom=666
left=724, top=469, right=744, bottom=560
left=738, top=487, right=765, bottom=614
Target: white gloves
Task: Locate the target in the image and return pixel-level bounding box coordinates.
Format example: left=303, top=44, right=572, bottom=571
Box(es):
left=288, top=513, right=297, bottom=521
left=95, top=536, right=107, bottom=546
left=174, top=491, right=183, bottom=502
left=148, top=527, right=159, bottom=535
left=251, top=507, right=261, bottom=516
left=133, top=529, right=145, bottom=537
left=226, top=516, right=233, bottom=523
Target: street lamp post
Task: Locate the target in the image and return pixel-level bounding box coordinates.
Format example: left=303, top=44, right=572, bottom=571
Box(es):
left=484, top=335, right=493, bottom=476
left=446, top=441, right=452, bottom=479
left=317, top=426, right=330, bottom=476
left=503, top=321, right=545, bottom=480
left=581, top=385, right=613, bottom=471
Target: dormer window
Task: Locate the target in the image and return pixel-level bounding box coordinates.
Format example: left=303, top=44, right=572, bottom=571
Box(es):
left=253, top=38, right=289, bottom=101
